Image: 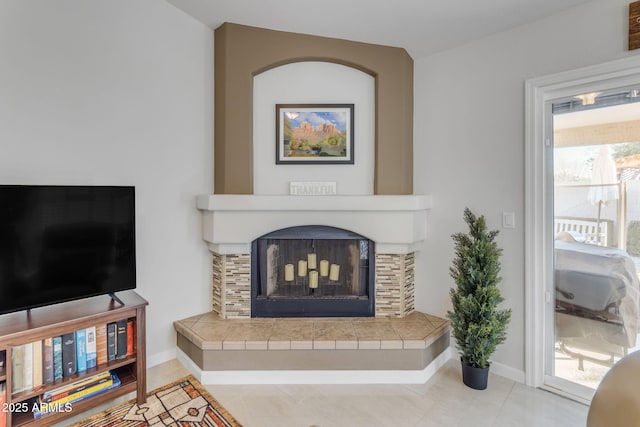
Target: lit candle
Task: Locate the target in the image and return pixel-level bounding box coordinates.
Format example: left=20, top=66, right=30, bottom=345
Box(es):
left=298, top=260, right=308, bottom=276
left=285, top=264, right=294, bottom=281
left=309, top=271, right=319, bottom=288
left=329, top=264, right=340, bottom=281
left=319, top=260, right=329, bottom=276
left=307, top=253, right=317, bottom=270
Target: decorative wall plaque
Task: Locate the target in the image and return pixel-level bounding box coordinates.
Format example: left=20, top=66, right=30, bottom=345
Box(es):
left=630, top=1, right=640, bottom=50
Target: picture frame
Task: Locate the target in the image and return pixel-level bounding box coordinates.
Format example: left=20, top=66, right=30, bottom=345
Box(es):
left=276, top=104, right=354, bottom=164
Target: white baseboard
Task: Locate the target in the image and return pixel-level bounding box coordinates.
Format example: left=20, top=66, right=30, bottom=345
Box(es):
left=175, top=344, right=525, bottom=385
left=447, top=342, right=526, bottom=384
left=147, top=348, right=177, bottom=368
left=177, top=346, right=454, bottom=385
left=490, top=360, right=526, bottom=384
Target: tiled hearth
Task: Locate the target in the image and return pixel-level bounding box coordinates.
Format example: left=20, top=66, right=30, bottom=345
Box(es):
left=174, top=311, right=450, bottom=375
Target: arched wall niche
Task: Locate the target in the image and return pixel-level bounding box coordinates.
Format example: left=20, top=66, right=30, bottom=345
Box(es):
left=253, top=61, right=375, bottom=195
left=214, top=22, right=413, bottom=195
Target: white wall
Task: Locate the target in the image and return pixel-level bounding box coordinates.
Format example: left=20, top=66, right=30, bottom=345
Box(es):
left=414, top=0, right=637, bottom=373
left=253, top=62, right=375, bottom=195
left=0, top=0, right=214, bottom=364
left=3, top=0, right=634, bottom=378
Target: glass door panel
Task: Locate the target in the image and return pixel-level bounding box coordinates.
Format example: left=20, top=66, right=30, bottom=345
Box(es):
left=548, top=87, right=640, bottom=398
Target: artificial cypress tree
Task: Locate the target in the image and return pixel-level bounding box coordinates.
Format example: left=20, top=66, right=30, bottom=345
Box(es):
left=447, top=208, right=511, bottom=370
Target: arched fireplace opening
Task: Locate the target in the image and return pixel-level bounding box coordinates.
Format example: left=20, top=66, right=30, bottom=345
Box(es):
left=251, top=225, right=375, bottom=317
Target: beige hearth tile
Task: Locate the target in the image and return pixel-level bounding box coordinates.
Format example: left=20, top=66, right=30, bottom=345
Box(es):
left=178, top=314, right=207, bottom=324
left=424, top=313, right=449, bottom=327
left=391, top=321, right=436, bottom=341
left=357, top=340, right=380, bottom=350
left=225, top=323, right=274, bottom=341
left=173, top=321, right=202, bottom=347
left=268, top=340, right=291, bottom=350
left=270, top=319, right=314, bottom=342
left=201, top=341, right=223, bottom=350
left=425, top=323, right=451, bottom=347
left=190, top=321, right=229, bottom=338
left=290, top=340, right=312, bottom=350
left=313, top=340, right=336, bottom=350
left=402, top=339, right=427, bottom=349
left=175, top=317, right=197, bottom=325
left=245, top=340, right=268, bottom=350
left=399, top=311, right=432, bottom=322
left=335, top=340, right=358, bottom=350
left=380, top=340, right=403, bottom=349
left=352, top=320, right=400, bottom=341
left=196, top=312, right=225, bottom=323
left=187, top=321, right=230, bottom=349
left=222, top=340, right=246, bottom=350
left=173, top=319, right=197, bottom=332
left=313, top=320, right=356, bottom=341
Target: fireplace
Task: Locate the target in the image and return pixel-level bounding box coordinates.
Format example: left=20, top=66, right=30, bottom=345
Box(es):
left=251, top=226, right=374, bottom=317
left=197, top=194, right=429, bottom=319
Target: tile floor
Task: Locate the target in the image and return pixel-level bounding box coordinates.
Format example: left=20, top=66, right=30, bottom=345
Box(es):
left=57, top=357, right=589, bottom=427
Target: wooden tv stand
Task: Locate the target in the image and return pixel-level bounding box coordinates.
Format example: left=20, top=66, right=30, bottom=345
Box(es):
left=0, top=290, right=147, bottom=427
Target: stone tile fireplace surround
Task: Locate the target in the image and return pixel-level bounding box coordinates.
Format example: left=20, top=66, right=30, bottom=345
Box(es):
left=177, top=194, right=450, bottom=381
left=197, top=194, right=430, bottom=319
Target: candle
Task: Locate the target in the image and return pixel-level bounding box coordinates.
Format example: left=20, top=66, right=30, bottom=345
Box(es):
left=329, top=264, right=340, bottom=281
left=298, top=260, right=308, bottom=276
left=319, top=260, right=329, bottom=276
left=307, top=253, right=317, bottom=270
left=309, top=271, right=319, bottom=288
left=284, top=264, right=294, bottom=281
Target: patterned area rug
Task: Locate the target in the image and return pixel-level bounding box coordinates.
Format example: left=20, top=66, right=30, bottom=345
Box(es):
left=70, top=375, right=242, bottom=426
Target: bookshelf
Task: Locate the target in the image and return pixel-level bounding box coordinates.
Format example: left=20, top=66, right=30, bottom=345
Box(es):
left=0, top=290, right=147, bottom=427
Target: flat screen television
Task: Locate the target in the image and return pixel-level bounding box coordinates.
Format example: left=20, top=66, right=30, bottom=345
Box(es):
left=0, top=185, right=136, bottom=315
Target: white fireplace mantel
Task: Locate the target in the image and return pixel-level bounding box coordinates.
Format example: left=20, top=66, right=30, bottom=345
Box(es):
left=197, top=194, right=431, bottom=254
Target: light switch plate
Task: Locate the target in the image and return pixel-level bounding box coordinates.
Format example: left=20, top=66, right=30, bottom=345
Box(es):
left=502, top=212, right=516, bottom=229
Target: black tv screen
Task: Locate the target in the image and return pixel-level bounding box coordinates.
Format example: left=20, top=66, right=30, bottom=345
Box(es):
left=0, top=185, right=136, bottom=315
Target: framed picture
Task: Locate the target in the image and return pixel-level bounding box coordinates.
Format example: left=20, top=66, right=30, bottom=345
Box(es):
left=276, top=104, right=354, bottom=164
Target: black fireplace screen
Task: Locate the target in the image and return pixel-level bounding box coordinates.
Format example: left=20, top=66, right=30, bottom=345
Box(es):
left=251, top=226, right=375, bottom=317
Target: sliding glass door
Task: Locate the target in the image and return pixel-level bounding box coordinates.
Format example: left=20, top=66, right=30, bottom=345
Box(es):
left=545, top=86, right=640, bottom=400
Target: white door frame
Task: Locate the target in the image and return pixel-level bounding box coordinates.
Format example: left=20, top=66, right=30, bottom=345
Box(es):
left=524, top=56, right=640, bottom=399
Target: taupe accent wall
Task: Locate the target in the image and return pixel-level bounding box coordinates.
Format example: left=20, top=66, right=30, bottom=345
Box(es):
left=214, top=23, right=414, bottom=195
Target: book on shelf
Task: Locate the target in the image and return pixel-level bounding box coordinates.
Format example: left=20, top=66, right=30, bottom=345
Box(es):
left=75, top=329, right=87, bottom=373
left=32, top=340, right=43, bottom=391
left=106, top=323, right=116, bottom=362
left=52, top=336, right=63, bottom=381
left=61, top=332, right=77, bottom=377
left=42, top=338, right=54, bottom=384
left=22, top=342, right=33, bottom=392
left=11, top=344, right=25, bottom=394
left=0, top=382, right=6, bottom=427
left=40, top=375, right=112, bottom=409
left=85, top=326, right=97, bottom=369
left=126, top=319, right=135, bottom=356
left=96, top=323, right=107, bottom=366
left=115, top=319, right=127, bottom=359
left=34, top=372, right=120, bottom=419
left=41, top=370, right=112, bottom=403
left=0, top=349, right=5, bottom=369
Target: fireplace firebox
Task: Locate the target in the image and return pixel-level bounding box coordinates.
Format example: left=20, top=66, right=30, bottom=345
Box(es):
left=251, top=226, right=375, bottom=317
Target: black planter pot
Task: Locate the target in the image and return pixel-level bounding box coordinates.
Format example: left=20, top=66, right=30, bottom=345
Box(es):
left=461, top=359, right=490, bottom=390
